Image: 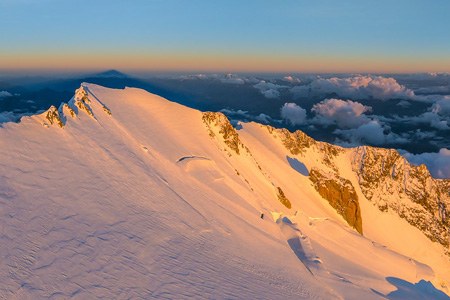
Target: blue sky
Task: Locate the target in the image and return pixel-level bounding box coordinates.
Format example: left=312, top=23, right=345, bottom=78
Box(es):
left=1, top=0, right=450, bottom=72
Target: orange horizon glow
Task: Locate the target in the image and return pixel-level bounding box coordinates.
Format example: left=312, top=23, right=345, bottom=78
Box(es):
left=2, top=51, right=450, bottom=74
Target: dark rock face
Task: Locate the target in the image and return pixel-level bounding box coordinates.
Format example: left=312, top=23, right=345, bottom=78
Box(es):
left=309, top=169, right=363, bottom=234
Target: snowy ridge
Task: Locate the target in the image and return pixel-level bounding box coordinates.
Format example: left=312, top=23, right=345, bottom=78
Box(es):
left=37, top=84, right=111, bottom=129
left=0, top=83, right=449, bottom=299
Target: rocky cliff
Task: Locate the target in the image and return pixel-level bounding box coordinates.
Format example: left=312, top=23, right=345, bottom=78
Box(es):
left=309, top=168, right=363, bottom=234
left=351, top=146, right=449, bottom=249
left=265, top=126, right=363, bottom=232
left=202, top=112, right=243, bottom=155
left=264, top=125, right=448, bottom=249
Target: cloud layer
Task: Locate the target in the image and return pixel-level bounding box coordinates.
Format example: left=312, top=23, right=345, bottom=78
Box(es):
left=432, top=99, right=450, bottom=116
left=253, top=81, right=287, bottom=99
left=334, top=121, right=407, bottom=146
left=280, top=97, right=409, bottom=147
left=291, top=75, right=415, bottom=100
left=391, top=98, right=450, bottom=130
left=402, top=148, right=450, bottom=179
left=220, top=108, right=277, bottom=124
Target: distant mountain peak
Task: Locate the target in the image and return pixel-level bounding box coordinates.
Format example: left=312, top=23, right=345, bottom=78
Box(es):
left=90, top=69, right=129, bottom=78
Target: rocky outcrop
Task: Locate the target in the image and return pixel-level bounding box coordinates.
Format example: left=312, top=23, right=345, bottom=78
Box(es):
left=276, top=128, right=314, bottom=155
left=276, top=187, right=292, bottom=209
left=44, top=106, right=64, bottom=128
left=309, top=168, right=363, bottom=234
left=202, top=112, right=242, bottom=155
left=266, top=126, right=362, bottom=233
left=352, top=146, right=450, bottom=248
left=267, top=126, right=343, bottom=172
left=267, top=126, right=362, bottom=232
left=74, top=86, right=94, bottom=117
left=102, top=105, right=112, bottom=115
left=62, top=103, right=76, bottom=118
left=41, top=86, right=114, bottom=129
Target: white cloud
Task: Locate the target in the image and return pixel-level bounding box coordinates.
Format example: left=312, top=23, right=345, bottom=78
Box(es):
left=176, top=73, right=210, bottom=80
left=335, top=121, right=384, bottom=145
left=396, top=100, right=411, bottom=107
left=0, top=91, right=13, bottom=98
left=432, top=99, right=450, bottom=116
left=280, top=98, right=409, bottom=146
left=254, top=113, right=272, bottom=124
left=280, top=103, right=307, bottom=125
left=427, top=72, right=450, bottom=77
left=253, top=80, right=287, bottom=99
left=220, top=108, right=278, bottom=124
left=220, top=108, right=249, bottom=117
left=418, top=112, right=449, bottom=130
left=0, top=111, right=31, bottom=124
left=412, top=129, right=437, bottom=140
left=311, top=98, right=372, bottom=129
left=334, top=120, right=408, bottom=146
left=261, top=89, right=280, bottom=99
left=392, top=102, right=450, bottom=130
left=415, top=86, right=450, bottom=94
left=291, top=75, right=415, bottom=101
left=175, top=73, right=249, bottom=84
left=417, top=94, right=450, bottom=103
left=283, top=75, right=301, bottom=83
left=173, top=73, right=297, bottom=98
left=220, top=74, right=246, bottom=85
left=401, top=148, right=450, bottom=179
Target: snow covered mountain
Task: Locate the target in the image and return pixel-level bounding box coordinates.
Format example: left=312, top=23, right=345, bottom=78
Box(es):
left=0, top=83, right=449, bottom=299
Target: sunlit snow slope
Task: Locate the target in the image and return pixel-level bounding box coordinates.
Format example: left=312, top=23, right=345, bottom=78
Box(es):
left=0, top=83, right=449, bottom=299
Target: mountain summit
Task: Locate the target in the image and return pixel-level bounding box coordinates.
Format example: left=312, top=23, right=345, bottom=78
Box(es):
left=0, top=83, right=449, bottom=299
left=89, top=69, right=130, bottom=78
